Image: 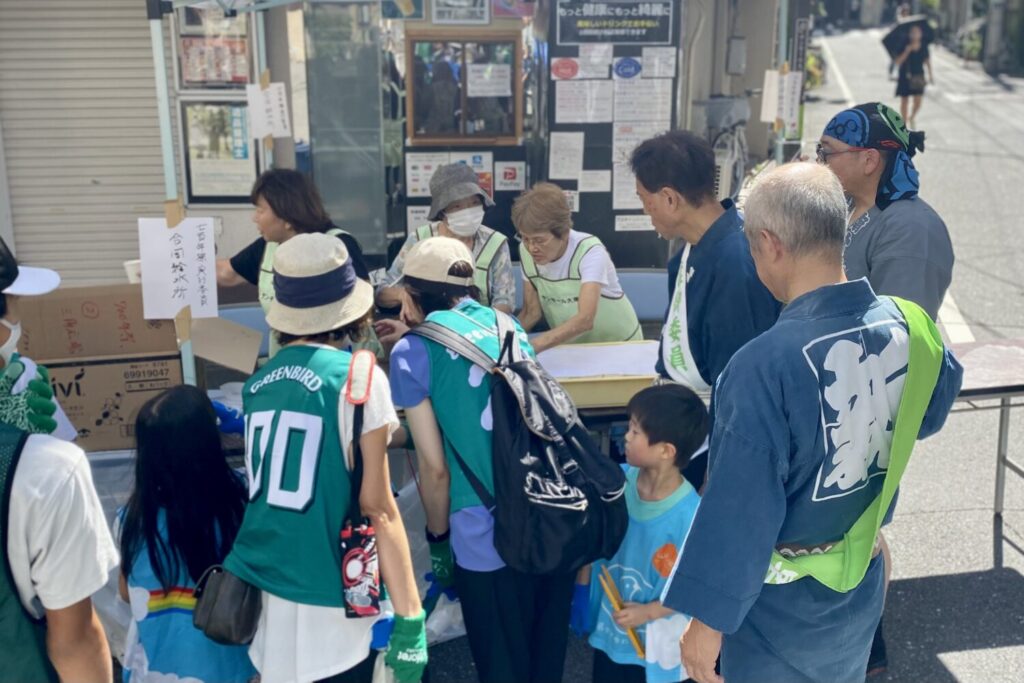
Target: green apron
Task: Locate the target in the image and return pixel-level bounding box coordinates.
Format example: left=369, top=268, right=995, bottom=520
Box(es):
left=519, top=235, right=642, bottom=344
left=763, top=297, right=944, bottom=592
left=259, top=228, right=383, bottom=360
left=414, top=224, right=506, bottom=307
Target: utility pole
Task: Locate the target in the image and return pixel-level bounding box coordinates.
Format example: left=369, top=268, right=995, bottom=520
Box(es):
left=774, top=0, right=790, bottom=164
left=984, top=0, right=1007, bottom=74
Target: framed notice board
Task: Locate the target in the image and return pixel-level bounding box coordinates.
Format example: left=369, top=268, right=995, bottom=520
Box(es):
left=545, top=0, right=681, bottom=268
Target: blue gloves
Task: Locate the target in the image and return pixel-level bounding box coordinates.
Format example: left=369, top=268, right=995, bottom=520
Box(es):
left=422, top=571, right=458, bottom=618
left=211, top=400, right=244, bottom=435
left=570, top=582, right=591, bottom=637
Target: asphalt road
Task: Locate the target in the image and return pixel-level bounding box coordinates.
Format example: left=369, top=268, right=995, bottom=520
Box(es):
left=802, top=28, right=1024, bottom=683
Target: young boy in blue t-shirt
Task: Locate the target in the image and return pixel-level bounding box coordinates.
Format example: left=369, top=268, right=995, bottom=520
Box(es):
left=572, top=384, right=707, bottom=683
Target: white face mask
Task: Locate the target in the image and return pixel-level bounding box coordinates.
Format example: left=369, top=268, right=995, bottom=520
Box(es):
left=444, top=206, right=485, bottom=237
left=0, top=318, right=21, bottom=366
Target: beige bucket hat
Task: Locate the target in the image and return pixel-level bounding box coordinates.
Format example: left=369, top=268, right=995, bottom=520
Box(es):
left=267, top=233, right=373, bottom=336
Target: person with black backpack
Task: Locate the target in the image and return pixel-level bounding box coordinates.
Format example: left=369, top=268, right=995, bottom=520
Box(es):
left=378, top=236, right=627, bottom=683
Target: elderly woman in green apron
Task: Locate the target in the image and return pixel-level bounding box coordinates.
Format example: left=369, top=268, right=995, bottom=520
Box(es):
left=215, top=168, right=374, bottom=357
left=375, top=163, right=514, bottom=314
left=512, top=182, right=641, bottom=354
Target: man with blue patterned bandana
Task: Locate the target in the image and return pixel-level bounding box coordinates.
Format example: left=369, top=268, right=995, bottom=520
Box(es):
left=663, top=164, right=962, bottom=683
left=818, top=102, right=954, bottom=320
left=819, top=102, right=956, bottom=673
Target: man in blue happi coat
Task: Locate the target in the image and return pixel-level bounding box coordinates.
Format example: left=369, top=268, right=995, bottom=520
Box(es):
left=662, top=163, right=963, bottom=683
left=632, top=131, right=781, bottom=488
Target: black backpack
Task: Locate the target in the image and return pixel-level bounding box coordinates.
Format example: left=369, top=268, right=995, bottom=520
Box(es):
left=411, top=311, right=628, bottom=576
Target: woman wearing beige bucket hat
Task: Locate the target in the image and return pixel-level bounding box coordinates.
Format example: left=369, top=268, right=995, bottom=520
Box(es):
left=223, top=233, right=426, bottom=683
left=381, top=238, right=574, bottom=683
left=376, top=163, right=514, bottom=314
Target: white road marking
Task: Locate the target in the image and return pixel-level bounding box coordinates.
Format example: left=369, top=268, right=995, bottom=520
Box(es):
left=938, top=292, right=975, bottom=344
left=820, top=37, right=856, bottom=107
left=821, top=37, right=974, bottom=344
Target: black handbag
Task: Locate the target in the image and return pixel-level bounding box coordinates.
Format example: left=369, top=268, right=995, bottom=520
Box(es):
left=192, top=564, right=262, bottom=645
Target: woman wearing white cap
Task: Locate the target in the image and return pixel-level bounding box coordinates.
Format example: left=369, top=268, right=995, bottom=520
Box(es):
left=0, top=235, right=118, bottom=682
left=376, top=163, right=514, bottom=314
left=384, top=238, right=573, bottom=683
left=0, top=237, right=73, bottom=438
left=223, top=233, right=426, bottom=683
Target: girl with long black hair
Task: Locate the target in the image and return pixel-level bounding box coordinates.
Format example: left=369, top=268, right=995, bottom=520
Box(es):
left=117, top=385, right=256, bottom=683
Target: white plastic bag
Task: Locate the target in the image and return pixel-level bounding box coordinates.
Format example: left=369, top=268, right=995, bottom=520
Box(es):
left=395, top=480, right=466, bottom=645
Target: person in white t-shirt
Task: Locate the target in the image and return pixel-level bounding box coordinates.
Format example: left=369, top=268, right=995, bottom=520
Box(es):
left=513, top=182, right=642, bottom=354
left=0, top=239, right=118, bottom=682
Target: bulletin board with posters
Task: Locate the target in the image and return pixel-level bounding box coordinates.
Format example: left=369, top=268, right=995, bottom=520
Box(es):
left=546, top=0, right=680, bottom=269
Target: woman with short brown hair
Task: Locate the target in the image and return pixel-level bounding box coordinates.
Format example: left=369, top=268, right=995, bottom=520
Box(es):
left=513, top=182, right=641, bottom=353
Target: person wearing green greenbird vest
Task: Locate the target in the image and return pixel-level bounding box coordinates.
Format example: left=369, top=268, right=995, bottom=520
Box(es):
left=376, top=163, right=514, bottom=314
left=225, top=233, right=426, bottom=683
left=513, top=182, right=642, bottom=354
left=662, top=164, right=963, bottom=683
left=0, top=238, right=117, bottom=683
left=216, top=168, right=372, bottom=358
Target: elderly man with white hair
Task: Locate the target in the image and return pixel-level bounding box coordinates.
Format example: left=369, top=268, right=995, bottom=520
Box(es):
left=660, top=163, right=963, bottom=683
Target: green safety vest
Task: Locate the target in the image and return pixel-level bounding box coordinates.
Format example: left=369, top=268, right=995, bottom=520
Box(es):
left=0, top=425, right=59, bottom=682
left=519, top=235, right=642, bottom=344
left=415, top=224, right=507, bottom=307
left=225, top=344, right=354, bottom=607
left=763, top=297, right=944, bottom=592
left=259, top=228, right=384, bottom=360
left=416, top=301, right=534, bottom=513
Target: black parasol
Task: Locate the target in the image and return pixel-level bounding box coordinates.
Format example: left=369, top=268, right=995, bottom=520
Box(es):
left=882, top=15, right=936, bottom=59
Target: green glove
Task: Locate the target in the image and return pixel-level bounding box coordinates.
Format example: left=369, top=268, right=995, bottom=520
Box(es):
left=384, top=610, right=427, bottom=683
left=0, top=360, right=57, bottom=434
left=427, top=529, right=454, bottom=589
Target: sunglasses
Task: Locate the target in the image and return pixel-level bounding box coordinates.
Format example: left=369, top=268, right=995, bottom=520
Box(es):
left=816, top=142, right=872, bottom=163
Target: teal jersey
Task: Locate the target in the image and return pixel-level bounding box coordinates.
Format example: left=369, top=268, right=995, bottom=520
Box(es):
left=420, top=301, right=534, bottom=512
left=225, top=345, right=352, bottom=607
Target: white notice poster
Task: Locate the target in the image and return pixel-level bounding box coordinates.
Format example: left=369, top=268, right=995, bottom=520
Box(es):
left=580, top=43, right=614, bottom=65
left=550, top=57, right=610, bottom=80
left=138, top=217, right=218, bottom=320
left=406, top=206, right=431, bottom=231
left=563, top=189, right=580, bottom=213
left=612, top=121, right=670, bottom=165
left=579, top=170, right=611, bottom=192
left=615, top=215, right=656, bottom=232
left=642, top=47, right=677, bottom=78
left=760, top=70, right=781, bottom=123
left=613, top=79, right=673, bottom=121
left=555, top=80, right=614, bottom=124
left=612, top=121, right=669, bottom=209
left=405, top=152, right=450, bottom=197
left=246, top=83, right=292, bottom=139
left=495, top=161, right=527, bottom=191
left=548, top=132, right=585, bottom=180
left=613, top=163, right=642, bottom=209
left=782, top=72, right=804, bottom=138
left=467, top=63, right=512, bottom=98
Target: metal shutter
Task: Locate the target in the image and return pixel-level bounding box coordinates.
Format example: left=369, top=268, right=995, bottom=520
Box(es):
left=0, top=0, right=167, bottom=285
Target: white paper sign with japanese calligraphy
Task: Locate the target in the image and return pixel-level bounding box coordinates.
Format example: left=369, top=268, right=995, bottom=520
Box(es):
left=246, top=83, right=292, bottom=139
left=138, top=218, right=219, bottom=320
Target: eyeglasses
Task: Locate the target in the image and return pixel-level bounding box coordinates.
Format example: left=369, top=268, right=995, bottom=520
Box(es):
left=816, top=142, right=871, bottom=164
left=515, top=233, right=556, bottom=249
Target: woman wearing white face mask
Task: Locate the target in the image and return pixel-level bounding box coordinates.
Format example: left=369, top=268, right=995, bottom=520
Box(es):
left=376, top=163, right=514, bottom=314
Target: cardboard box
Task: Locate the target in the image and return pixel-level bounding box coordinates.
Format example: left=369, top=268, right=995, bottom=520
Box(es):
left=19, top=284, right=183, bottom=452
